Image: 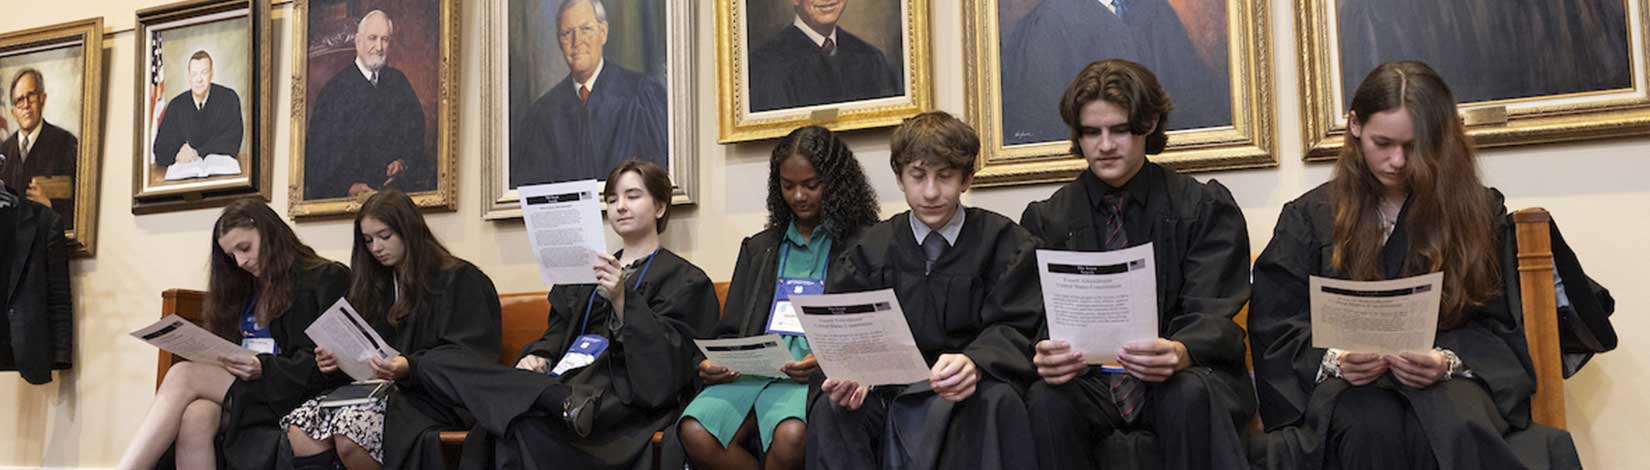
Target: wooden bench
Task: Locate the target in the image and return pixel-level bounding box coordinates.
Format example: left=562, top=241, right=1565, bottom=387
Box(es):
left=157, top=207, right=1569, bottom=466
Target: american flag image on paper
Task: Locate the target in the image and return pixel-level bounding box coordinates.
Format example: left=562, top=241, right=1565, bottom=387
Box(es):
left=148, top=30, right=167, bottom=164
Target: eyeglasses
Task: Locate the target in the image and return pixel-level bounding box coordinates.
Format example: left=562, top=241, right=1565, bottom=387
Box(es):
left=11, top=91, right=42, bottom=106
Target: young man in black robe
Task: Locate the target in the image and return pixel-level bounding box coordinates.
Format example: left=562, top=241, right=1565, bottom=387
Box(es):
left=805, top=111, right=1042, bottom=470
left=1019, top=59, right=1255, bottom=470
left=748, top=0, right=901, bottom=112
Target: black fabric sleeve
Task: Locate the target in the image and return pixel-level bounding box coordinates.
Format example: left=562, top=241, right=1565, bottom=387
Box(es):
left=960, top=224, right=1044, bottom=388
left=1165, top=181, right=1252, bottom=371
left=1248, top=199, right=1325, bottom=429
left=610, top=266, right=720, bottom=409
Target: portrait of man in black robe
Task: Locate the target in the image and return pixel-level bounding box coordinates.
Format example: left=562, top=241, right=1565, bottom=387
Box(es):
left=746, top=0, right=904, bottom=112
left=151, top=50, right=244, bottom=171
left=303, top=9, right=432, bottom=200
left=510, top=0, right=669, bottom=188
left=1000, top=0, right=1231, bottom=145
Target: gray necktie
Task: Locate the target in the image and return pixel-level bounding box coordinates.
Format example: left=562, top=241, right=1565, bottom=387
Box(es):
left=922, top=231, right=949, bottom=274
left=18, top=134, right=28, bottom=161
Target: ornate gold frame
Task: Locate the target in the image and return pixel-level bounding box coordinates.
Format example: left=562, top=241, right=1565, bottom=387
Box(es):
left=715, top=0, right=934, bottom=143
left=480, top=0, right=698, bottom=220
left=287, top=0, right=461, bottom=219
left=961, top=0, right=1276, bottom=187
left=1297, top=0, right=1650, bottom=160
left=131, top=0, right=274, bottom=214
left=0, top=18, right=105, bottom=257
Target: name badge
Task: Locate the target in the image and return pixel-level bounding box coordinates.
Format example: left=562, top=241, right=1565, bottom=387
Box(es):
left=242, top=338, right=278, bottom=355
left=767, top=278, right=823, bottom=336
left=550, top=334, right=609, bottom=377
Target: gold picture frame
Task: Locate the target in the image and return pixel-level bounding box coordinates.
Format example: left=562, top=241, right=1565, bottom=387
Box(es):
left=962, top=0, right=1276, bottom=188
left=131, top=0, right=274, bottom=214
left=1297, top=0, right=1650, bottom=160
left=715, top=0, right=933, bottom=143
left=287, top=0, right=461, bottom=219
left=0, top=18, right=105, bottom=257
left=480, top=0, right=698, bottom=220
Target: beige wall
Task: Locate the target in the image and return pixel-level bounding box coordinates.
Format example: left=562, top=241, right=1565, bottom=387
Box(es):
left=3, top=1, right=1644, bottom=468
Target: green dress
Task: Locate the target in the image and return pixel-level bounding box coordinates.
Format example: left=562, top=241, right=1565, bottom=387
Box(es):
left=679, top=222, right=826, bottom=450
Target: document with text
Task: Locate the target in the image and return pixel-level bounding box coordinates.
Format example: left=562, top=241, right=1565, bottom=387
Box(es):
left=306, top=298, right=401, bottom=381
left=791, top=289, right=931, bottom=386
left=1037, top=245, right=1160, bottom=364
left=131, top=315, right=258, bottom=364
left=520, top=180, right=608, bottom=286
left=694, top=334, right=796, bottom=379
left=1310, top=272, right=1443, bottom=354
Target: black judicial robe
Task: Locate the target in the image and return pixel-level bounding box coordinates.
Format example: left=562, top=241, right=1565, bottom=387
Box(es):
left=0, top=121, right=78, bottom=225
left=0, top=195, right=70, bottom=385
left=1018, top=164, right=1255, bottom=467
left=1248, top=184, right=1576, bottom=469
left=213, top=262, right=349, bottom=470
left=808, top=208, right=1042, bottom=470
left=303, top=65, right=429, bottom=199
left=377, top=261, right=503, bottom=470
left=748, top=25, right=902, bottom=112
left=413, top=249, right=718, bottom=470
left=509, top=64, right=668, bottom=187
left=1001, top=0, right=1228, bottom=144
left=153, top=84, right=244, bottom=166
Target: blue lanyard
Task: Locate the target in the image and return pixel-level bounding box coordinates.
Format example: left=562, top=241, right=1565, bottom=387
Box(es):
left=578, top=252, right=657, bottom=336
left=777, top=240, right=829, bottom=279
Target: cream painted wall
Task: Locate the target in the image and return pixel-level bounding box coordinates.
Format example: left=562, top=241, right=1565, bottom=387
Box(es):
left=2, top=1, right=1644, bottom=468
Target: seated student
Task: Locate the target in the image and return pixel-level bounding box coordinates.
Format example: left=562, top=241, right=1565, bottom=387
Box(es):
left=409, top=160, right=721, bottom=470
left=283, top=189, right=502, bottom=470
left=116, top=199, right=349, bottom=470
left=806, top=111, right=1043, bottom=470
left=1019, top=59, right=1256, bottom=470
left=1249, top=61, right=1573, bottom=469
left=675, top=126, right=882, bottom=470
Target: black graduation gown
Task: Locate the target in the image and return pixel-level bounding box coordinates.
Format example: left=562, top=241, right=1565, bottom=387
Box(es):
left=1018, top=164, right=1255, bottom=469
left=806, top=208, right=1042, bottom=470
left=1249, top=184, right=1561, bottom=470
left=1001, top=0, right=1228, bottom=144
left=0, top=121, right=79, bottom=225
left=376, top=261, right=503, bottom=470
left=153, top=84, right=244, bottom=166
left=0, top=195, right=70, bottom=384
left=748, top=25, right=902, bottom=112
left=509, top=63, right=669, bottom=187
left=303, top=65, right=430, bottom=198
left=411, top=248, right=719, bottom=470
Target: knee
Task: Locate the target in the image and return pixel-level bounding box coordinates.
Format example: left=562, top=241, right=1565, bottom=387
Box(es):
left=1329, top=387, right=1407, bottom=439
left=768, top=419, right=807, bottom=463
left=288, top=425, right=329, bottom=450
left=177, top=400, right=222, bottom=443
left=159, top=362, right=205, bottom=395
left=334, top=436, right=370, bottom=462
left=1154, top=369, right=1214, bottom=408
left=677, top=418, right=721, bottom=453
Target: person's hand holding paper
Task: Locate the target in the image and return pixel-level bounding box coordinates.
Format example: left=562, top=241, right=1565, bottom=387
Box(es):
left=1311, top=272, right=1448, bottom=388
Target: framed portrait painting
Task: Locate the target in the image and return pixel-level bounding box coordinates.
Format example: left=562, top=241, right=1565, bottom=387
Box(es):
left=1299, top=0, right=1650, bottom=159
left=131, top=0, right=273, bottom=214
left=0, top=18, right=105, bottom=257
left=288, top=0, right=460, bottom=218
left=481, top=0, right=698, bottom=219
left=963, top=0, right=1276, bottom=187
left=716, top=0, right=933, bottom=143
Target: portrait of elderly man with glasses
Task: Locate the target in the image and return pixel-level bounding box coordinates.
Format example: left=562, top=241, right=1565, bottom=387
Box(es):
left=2, top=68, right=79, bottom=219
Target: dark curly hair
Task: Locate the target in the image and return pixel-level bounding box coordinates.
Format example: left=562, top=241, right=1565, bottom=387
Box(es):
left=766, top=126, right=880, bottom=240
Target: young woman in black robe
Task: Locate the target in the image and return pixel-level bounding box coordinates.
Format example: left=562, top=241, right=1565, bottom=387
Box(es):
left=1249, top=61, right=1555, bottom=469
left=283, top=189, right=502, bottom=470
left=116, top=199, right=348, bottom=470
left=672, top=126, right=881, bottom=470
left=805, top=112, right=1044, bottom=470
left=409, top=160, right=720, bottom=470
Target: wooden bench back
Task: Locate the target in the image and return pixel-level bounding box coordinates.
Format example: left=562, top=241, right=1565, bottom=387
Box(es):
left=158, top=213, right=1565, bottom=430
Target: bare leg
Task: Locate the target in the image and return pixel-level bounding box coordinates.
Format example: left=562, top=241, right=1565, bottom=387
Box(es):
left=288, top=424, right=335, bottom=457
left=680, top=414, right=759, bottom=470
left=336, top=436, right=381, bottom=470
left=764, top=418, right=806, bottom=470
left=115, top=362, right=236, bottom=470
left=175, top=399, right=223, bottom=470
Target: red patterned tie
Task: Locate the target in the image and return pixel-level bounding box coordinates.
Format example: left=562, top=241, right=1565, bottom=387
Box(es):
left=579, top=85, right=590, bottom=104
left=1102, top=193, right=1128, bottom=250
left=1101, top=192, right=1143, bottom=424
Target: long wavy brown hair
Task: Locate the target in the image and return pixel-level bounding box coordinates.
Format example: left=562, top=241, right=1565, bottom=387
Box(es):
left=205, top=198, right=333, bottom=340
left=349, top=189, right=460, bottom=326
left=1332, top=61, right=1499, bottom=330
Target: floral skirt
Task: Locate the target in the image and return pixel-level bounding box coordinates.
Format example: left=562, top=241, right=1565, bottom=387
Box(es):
left=280, top=394, right=389, bottom=463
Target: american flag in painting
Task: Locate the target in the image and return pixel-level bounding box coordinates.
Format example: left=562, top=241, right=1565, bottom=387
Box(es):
left=148, top=30, right=167, bottom=163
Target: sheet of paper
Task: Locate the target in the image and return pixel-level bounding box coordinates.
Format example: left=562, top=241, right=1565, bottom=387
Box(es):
left=305, top=298, right=401, bottom=381
left=1310, top=272, right=1443, bottom=354
left=520, top=180, right=608, bottom=286
left=791, top=289, right=931, bottom=387
left=1036, top=245, right=1160, bottom=364
left=694, top=334, right=796, bottom=379
left=130, top=315, right=257, bottom=364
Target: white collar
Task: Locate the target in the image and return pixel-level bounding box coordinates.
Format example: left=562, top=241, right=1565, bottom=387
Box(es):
left=792, top=16, right=838, bottom=49
left=192, top=88, right=211, bottom=110
left=1098, top=0, right=1120, bottom=16
left=574, top=59, right=606, bottom=96
left=910, top=206, right=966, bottom=246
left=356, top=57, right=381, bottom=84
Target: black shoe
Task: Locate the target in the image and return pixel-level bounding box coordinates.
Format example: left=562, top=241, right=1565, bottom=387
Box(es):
left=562, top=387, right=602, bottom=438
